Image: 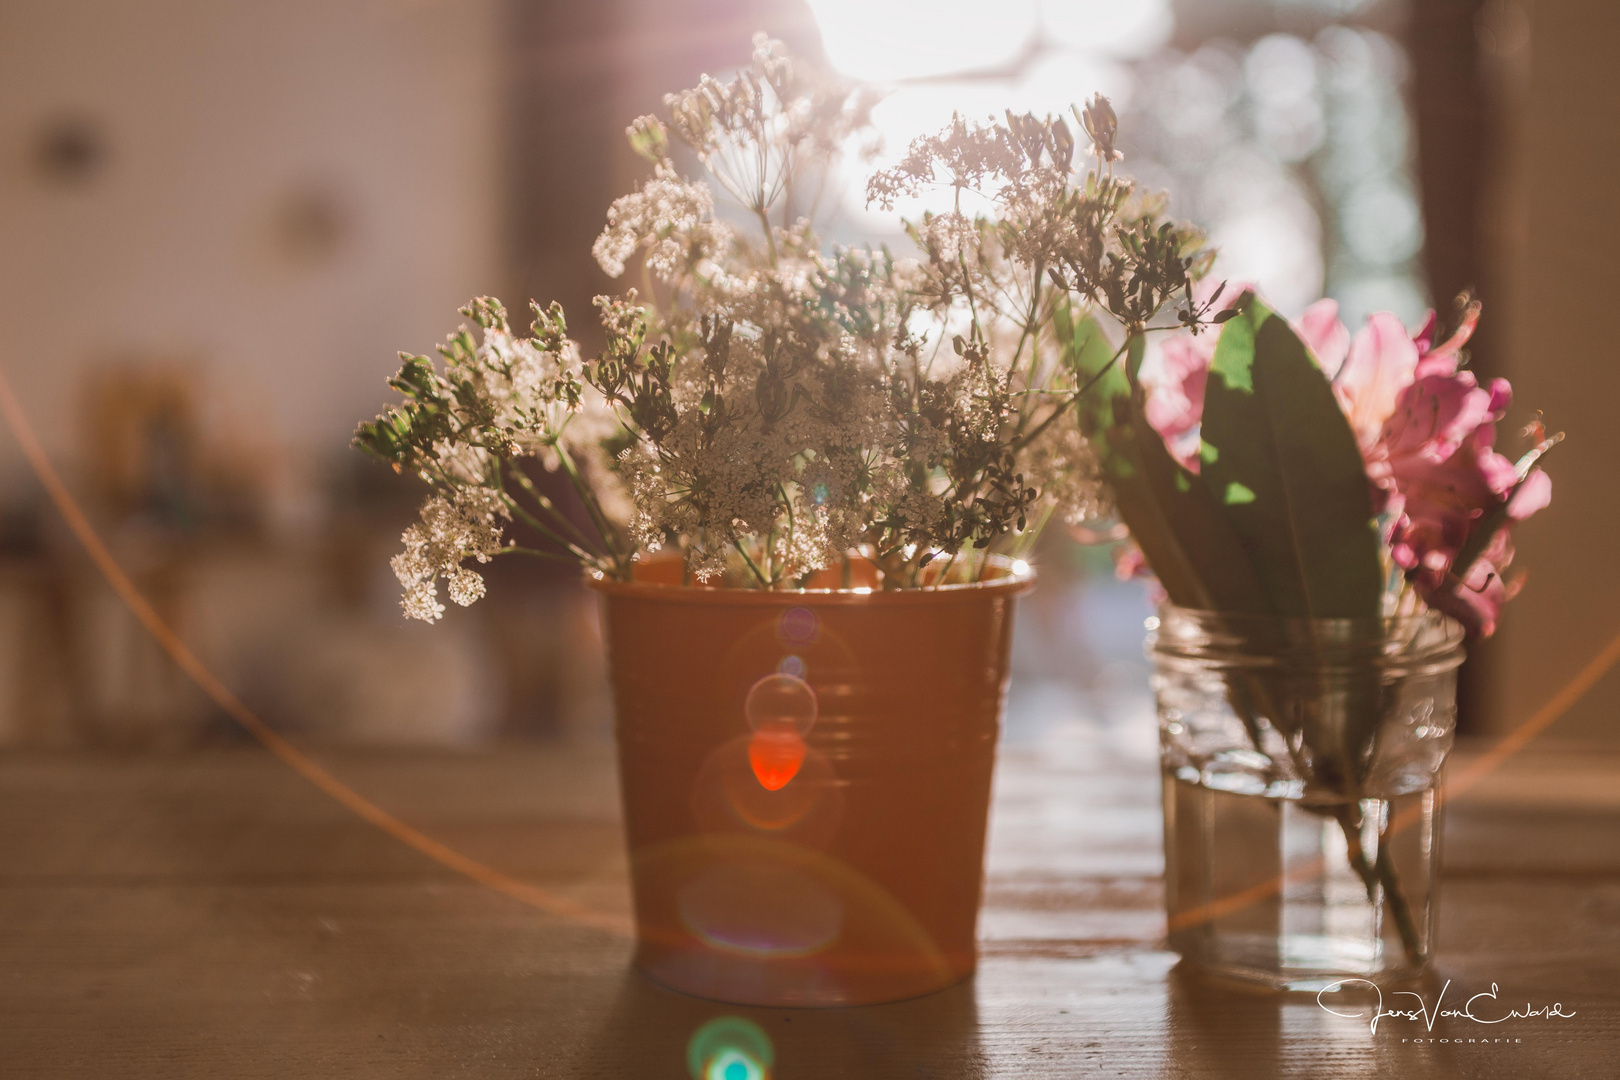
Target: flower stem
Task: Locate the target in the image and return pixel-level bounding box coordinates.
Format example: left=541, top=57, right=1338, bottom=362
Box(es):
left=1231, top=671, right=1428, bottom=969
left=1325, top=803, right=1426, bottom=968
left=504, top=463, right=600, bottom=552
left=554, top=444, right=629, bottom=578
left=733, top=540, right=770, bottom=588
left=1372, top=814, right=1427, bottom=968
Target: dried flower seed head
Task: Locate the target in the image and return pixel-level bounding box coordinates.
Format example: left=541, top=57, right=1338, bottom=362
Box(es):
left=1079, top=93, right=1120, bottom=164
left=359, top=36, right=1206, bottom=604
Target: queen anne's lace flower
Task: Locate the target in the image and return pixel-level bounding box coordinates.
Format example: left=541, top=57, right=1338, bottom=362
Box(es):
left=594, top=172, right=731, bottom=280
left=920, top=212, right=978, bottom=265
left=390, top=490, right=510, bottom=622
left=445, top=566, right=487, bottom=607
left=361, top=37, right=1195, bottom=602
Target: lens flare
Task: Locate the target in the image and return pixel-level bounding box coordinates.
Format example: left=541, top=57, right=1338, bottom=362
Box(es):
left=743, top=674, right=816, bottom=789
left=678, top=862, right=844, bottom=958
left=777, top=606, right=818, bottom=644
left=748, top=725, right=806, bottom=791
left=744, top=673, right=817, bottom=736
left=776, top=654, right=805, bottom=678
left=692, top=735, right=845, bottom=845
left=709, top=1049, right=763, bottom=1080
left=686, top=1016, right=775, bottom=1080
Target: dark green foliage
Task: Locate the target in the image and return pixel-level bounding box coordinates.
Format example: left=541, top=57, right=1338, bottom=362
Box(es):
left=1198, top=295, right=1382, bottom=620
left=1063, top=313, right=1266, bottom=612
left=1074, top=292, right=1383, bottom=622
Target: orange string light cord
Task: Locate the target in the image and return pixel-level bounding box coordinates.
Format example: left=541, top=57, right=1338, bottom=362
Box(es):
left=0, top=369, right=630, bottom=937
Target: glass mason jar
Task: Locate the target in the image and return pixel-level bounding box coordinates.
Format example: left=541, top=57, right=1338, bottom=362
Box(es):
left=1149, top=605, right=1466, bottom=991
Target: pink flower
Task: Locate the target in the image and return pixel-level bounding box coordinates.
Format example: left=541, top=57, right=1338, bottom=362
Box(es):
left=1140, top=281, right=1248, bottom=473
left=1375, top=344, right=1550, bottom=637
left=1407, top=472, right=1547, bottom=638
left=1136, top=292, right=1551, bottom=637
left=1292, top=299, right=1490, bottom=518
left=1295, top=298, right=1350, bottom=374
left=1333, top=311, right=1420, bottom=461
left=1416, top=527, right=1514, bottom=638
left=1506, top=466, right=1552, bottom=519
left=1143, top=333, right=1214, bottom=473
left=1144, top=296, right=1430, bottom=481
left=1382, top=385, right=1515, bottom=568
left=1409, top=299, right=1481, bottom=378
left=1113, top=541, right=1166, bottom=603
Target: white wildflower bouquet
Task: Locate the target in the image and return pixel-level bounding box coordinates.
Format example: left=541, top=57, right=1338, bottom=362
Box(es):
left=356, top=35, right=1223, bottom=620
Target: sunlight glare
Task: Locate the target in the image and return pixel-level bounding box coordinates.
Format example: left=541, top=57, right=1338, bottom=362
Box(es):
left=1042, top=0, right=1173, bottom=58
left=805, top=0, right=1038, bottom=83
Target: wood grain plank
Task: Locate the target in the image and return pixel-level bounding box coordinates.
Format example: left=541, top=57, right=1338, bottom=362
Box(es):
left=0, top=740, right=1614, bottom=1077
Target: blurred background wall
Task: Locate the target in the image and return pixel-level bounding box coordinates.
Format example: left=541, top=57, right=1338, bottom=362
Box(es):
left=0, top=0, right=1612, bottom=748
left=1488, top=0, right=1620, bottom=743
left=0, top=0, right=512, bottom=746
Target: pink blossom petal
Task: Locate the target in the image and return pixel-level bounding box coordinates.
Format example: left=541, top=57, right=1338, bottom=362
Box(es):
left=1413, top=353, right=1460, bottom=379
left=1485, top=377, right=1512, bottom=415
left=1144, top=333, right=1214, bottom=474
left=1295, top=298, right=1350, bottom=375
left=1423, top=559, right=1507, bottom=637
left=1507, top=469, right=1552, bottom=520
left=1410, top=310, right=1438, bottom=355
left=1411, top=304, right=1480, bottom=378
left=1380, top=373, right=1497, bottom=467
left=1477, top=444, right=1519, bottom=497
left=1114, top=543, right=1147, bottom=581
left=1336, top=312, right=1420, bottom=453
left=1431, top=524, right=1516, bottom=638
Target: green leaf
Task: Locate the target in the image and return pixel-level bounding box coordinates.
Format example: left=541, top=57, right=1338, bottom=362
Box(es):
left=1223, top=482, right=1255, bottom=505
left=1067, top=318, right=1269, bottom=613
left=1197, top=296, right=1390, bottom=793
left=1198, top=295, right=1383, bottom=620
left=1066, top=309, right=1128, bottom=432
left=1122, top=376, right=1270, bottom=613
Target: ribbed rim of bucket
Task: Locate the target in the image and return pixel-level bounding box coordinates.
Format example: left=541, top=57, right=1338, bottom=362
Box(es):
left=585, top=554, right=1035, bottom=605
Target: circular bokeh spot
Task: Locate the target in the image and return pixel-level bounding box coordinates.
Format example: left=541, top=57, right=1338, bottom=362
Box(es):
left=686, top=1016, right=774, bottom=1080
left=744, top=673, right=817, bottom=736
left=777, top=606, right=818, bottom=644
left=711, top=1049, right=762, bottom=1080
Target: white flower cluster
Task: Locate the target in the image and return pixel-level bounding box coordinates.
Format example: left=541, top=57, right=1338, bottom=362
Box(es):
left=611, top=344, right=896, bottom=582
left=361, top=296, right=633, bottom=620
left=919, top=212, right=981, bottom=266
left=451, top=320, right=601, bottom=472
left=390, top=489, right=509, bottom=622
left=360, top=36, right=1192, bottom=605
left=592, top=170, right=733, bottom=281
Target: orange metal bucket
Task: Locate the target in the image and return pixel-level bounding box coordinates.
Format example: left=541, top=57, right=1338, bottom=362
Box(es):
left=590, top=558, right=1033, bottom=1006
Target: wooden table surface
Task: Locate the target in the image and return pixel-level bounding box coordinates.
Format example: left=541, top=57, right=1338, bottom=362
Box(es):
left=2, top=729, right=1616, bottom=1078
